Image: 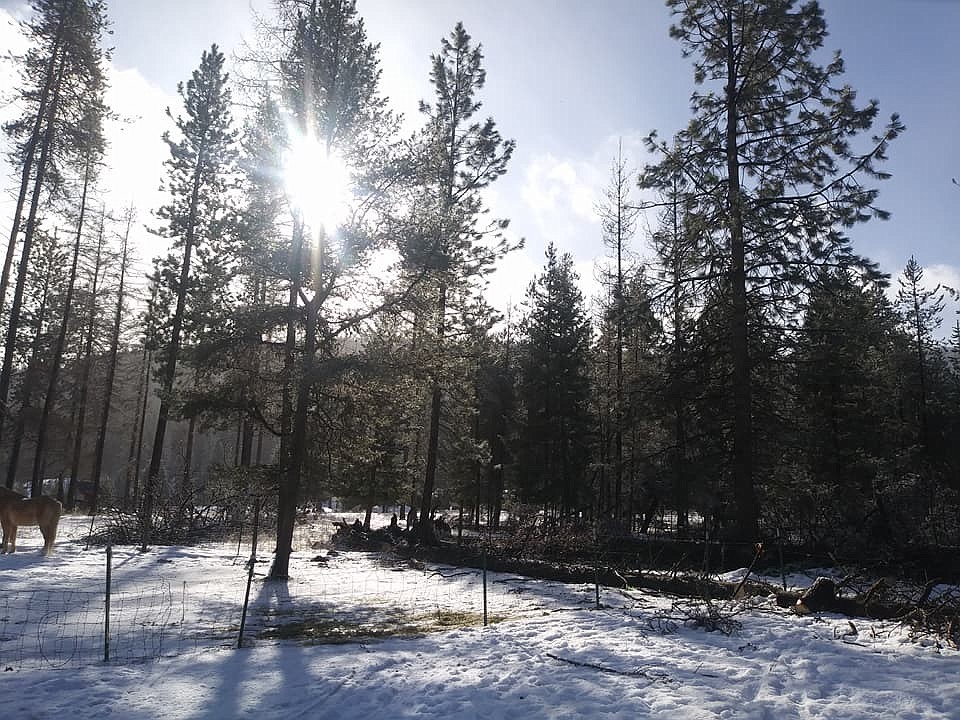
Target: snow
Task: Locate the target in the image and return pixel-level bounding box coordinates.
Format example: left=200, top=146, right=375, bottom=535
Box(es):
left=1, top=515, right=959, bottom=719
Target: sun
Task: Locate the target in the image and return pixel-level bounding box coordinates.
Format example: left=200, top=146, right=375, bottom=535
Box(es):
left=283, top=129, right=353, bottom=233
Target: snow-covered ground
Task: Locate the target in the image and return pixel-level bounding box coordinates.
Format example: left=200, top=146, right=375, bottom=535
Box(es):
left=1, top=514, right=959, bottom=719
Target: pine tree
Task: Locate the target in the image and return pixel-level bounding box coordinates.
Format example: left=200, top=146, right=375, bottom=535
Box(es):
left=65, top=206, right=107, bottom=510
left=797, top=267, right=902, bottom=546
left=0, top=0, right=109, bottom=452
left=895, top=256, right=946, bottom=453
left=3, top=229, right=62, bottom=489
left=270, top=0, right=392, bottom=578
left=29, top=154, right=96, bottom=498
left=142, top=45, right=237, bottom=549
left=89, top=208, right=135, bottom=514
left=641, top=0, right=903, bottom=539
left=596, top=142, right=639, bottom=520
left=517, top=243, right=593, bottom=518
left=405, top=22, right=516, bottom=544
left=648, top=165, right=701, bottom=534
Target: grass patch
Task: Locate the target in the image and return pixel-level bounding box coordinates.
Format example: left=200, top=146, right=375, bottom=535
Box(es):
left=257, top=607, right=505, bottom=644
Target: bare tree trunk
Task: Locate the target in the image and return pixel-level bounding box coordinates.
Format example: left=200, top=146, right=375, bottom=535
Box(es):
left=5, top=249, right=53, bottom=489
left=67, top=208, right=106, bottom=511
left=90, top=209, right=132, bottom=514
left=670, top=181, right=689, bottom=536
left=272, top=218, right=305, bottom=579
left=182, top=414, right=197, bottom=498
left=0, top=3, right=70, bottom=316
left=0, top=49, right=67, bottom=449
left=417, top=281, right=446, bottom=545
left=126, top=343, right=151, bottom=509
left=31, top=154, right=92, bottom=498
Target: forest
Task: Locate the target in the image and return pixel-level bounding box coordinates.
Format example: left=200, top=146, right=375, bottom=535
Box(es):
left=0, top=0, right=953, bottom=579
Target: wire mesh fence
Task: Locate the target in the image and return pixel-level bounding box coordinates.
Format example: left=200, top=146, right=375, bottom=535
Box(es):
left=0, top=576, right=248, bottom=670
left=0, top=538, right=601, bottom=670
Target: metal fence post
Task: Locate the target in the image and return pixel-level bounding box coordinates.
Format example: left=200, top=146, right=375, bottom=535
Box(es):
left=104, top=543, right=112, bottom=662
left=482, top=546, right=488, bottom=627
left=238, top=499, right=261, bottom=649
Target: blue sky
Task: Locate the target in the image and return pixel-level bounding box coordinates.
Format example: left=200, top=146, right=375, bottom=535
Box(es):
left=2, top=0, right=958, bottom=314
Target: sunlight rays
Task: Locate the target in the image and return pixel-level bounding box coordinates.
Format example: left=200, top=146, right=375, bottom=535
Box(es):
left=283, top=128, right=353, bottom=235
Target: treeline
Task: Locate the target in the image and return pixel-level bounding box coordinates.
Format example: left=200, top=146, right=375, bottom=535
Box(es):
left=0, top=0, right=951, bottom=572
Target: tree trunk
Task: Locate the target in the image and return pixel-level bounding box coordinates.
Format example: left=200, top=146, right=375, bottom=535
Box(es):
left=182, top=414, right=197, bottom=499
left=31, top=154, right=91, bottom=498
left=273, top=294, right=317, bottom=578
left=142, top=139, right=206, bottom=551
left=90, top=210, right=132, bottom=514
left=417, top=281, right=447, bottom=545
left=614, top=179, right=624, bottom=523
left=363, top=473, right=375, bottom=530
left=0, top=3, right=70, bottom=318
left=4, top=252, right=52, bottom=490
left=67, top=209, right=106, bottom=511
left=271, top=218, right=306, bottom=579
left=671, top=182, right=689, bottom=536
left=0, top=49, right=67, bottom=450
left=127, top=345, right=151, bottom=509
left=725, top=13, right=757, bottom=541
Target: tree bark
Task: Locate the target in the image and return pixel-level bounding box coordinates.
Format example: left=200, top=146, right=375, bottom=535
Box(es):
left=90, top=210, right=132, bottom=514
left=31, top=153, right=91, bottom=498
left=67, top=208, right=105, bottom=510
left=271, top=218, right=305, bottom=579
left=417, top=281, right=446, bottom=545
left=725, top=11, right=758, bottom=541
left=0, top=1, right=70, bottom=319
left=4, top=252, right=52, bottom=489
left=0, top=48, right=67, bottom=451
left=142, top=135, right=207, bottom=551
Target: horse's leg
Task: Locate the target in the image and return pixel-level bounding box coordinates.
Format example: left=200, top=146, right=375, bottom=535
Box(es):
left=7, top=523, right=16, bottom=554
left=0, top=517, right=8, bottom=554
left=42, top=515, right=59, bottom=555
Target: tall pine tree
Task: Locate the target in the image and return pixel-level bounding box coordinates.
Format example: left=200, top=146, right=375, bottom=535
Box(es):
left=641, top=0, right=902, bottom=539
left=518, top=243, right=593, bottom=518
left=142, top=45, right=237, bottom=549
left=405, top=23, right=516, bottom=544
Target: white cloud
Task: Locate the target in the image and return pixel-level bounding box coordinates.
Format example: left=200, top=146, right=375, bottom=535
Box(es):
left=505, top=131, right=655, bottom=313
left=485, top=248, right=536, bottom=318
left=520, top=153, right=598, bottom=227
left=924, top=263, right=960, bottom=295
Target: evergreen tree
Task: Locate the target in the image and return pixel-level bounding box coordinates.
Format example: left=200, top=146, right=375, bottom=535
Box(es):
left=517, top=243, right=593, bottom=518
left=596, top=142, right=639, bottom=520
left=895, top=256, right=946, bottom=453
left=405, top=22, right=516, bottom=544
left=0, top=0, right=109, bottom=452
left=796, top=268, right=902, bottom=548
left=142, top=45, right=237, bottom=549
left=29, top=154, right=97, bottom=499
left=89, top=208, right=135, bottom=514
left=270, top=0, right=393, bottom=578
left=641, top=0, right=903, bottom=539
left=648, top=166, right=702, bottom=534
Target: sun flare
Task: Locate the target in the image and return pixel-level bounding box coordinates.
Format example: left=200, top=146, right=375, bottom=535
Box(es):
left=283, top=130, right=353, bottom=232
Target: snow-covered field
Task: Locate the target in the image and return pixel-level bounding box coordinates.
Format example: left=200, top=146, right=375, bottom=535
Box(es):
left=1, top=514, right=959, bottom=719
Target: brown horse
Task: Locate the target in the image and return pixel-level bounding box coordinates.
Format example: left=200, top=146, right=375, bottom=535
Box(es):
left=0, top=486, right=62, bottom=555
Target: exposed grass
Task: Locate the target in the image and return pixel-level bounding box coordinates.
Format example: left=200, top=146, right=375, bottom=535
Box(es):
left=257, top=607, right=505, bottom=644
